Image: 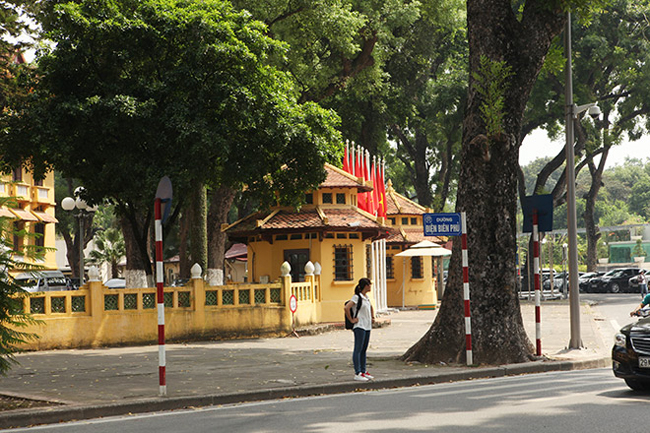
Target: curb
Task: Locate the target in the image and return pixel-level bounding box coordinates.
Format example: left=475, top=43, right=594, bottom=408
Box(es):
left=0, top=357, right=610, bottom=430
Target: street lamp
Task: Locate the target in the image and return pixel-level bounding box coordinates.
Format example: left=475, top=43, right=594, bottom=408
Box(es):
left=565, top=12, right=600, bottom=349
left=61, top=188, right=95, bottom=286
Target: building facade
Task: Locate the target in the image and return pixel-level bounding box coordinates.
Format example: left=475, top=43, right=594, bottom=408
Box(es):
left=1, top=167, right=58, bottom=271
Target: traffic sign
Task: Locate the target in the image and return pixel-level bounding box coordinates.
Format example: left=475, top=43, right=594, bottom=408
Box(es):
left=522, top=194, right=553, bottom=233
left=423, top=213, right=462, bottom=236
left=289, top=295, right=297, bottom=313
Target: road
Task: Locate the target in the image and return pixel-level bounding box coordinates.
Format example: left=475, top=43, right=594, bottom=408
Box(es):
left=6, top=369, right=649, bottom=433
left=583, top=292, right=642, bottom=345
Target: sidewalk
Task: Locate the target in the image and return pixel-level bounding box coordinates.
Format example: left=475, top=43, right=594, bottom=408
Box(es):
left=0, top=300, right=612, bottom=429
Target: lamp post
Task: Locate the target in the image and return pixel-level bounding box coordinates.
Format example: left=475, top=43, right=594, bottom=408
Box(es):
left=61, top=188, right=95, bottom=286
left=565, top=12, right=600, bottom=349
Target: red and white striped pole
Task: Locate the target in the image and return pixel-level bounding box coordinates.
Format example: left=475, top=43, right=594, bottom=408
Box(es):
left=461, top=211, right=472, bottom=365
left=155, top=198, right=166, bottom=396
left=533, top=210, right=542, bottom=356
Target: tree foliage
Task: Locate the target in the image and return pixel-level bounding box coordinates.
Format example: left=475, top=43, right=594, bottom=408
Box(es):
left=0, top=0, right=343, bottom=278
left=0, top=200, right=41, bottom=375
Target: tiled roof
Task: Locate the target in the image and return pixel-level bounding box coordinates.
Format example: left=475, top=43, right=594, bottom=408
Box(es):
left=225, top=206, right=391, bottom=237
left=385, top=184, right=428, bottom=216
left=386, top=227, right=446, bottom=245
left=319, top=163, right=372, bottom=192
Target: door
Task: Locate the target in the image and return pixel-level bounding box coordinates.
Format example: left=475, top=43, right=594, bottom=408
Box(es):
left=284, top=249, right=310, bottom=282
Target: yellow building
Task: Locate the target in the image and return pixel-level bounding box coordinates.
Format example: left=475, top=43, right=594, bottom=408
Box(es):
left=1, top=167, right=58, bottom=271
left=383, top=181, right=447, bottom=308
left=225, top=163, right=446, bottom=322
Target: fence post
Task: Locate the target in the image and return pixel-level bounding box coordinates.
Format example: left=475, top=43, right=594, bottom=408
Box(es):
left=305, top=261, right=315, bottom=302
left=191, top=263, right=205, bottom=333
left=280, top=261, right=293, bottom=331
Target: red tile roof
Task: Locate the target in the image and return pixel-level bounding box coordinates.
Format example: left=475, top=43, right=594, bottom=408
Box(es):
left=225, top=206, right=391, bottom=239
left=319, top=164, right=372, bottom=192
left=385, top=185, right=428, bottom=216
left=386, top=227, right=446, bottom=245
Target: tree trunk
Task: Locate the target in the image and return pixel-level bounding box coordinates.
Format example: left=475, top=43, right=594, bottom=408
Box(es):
left=119, top=208, right=152, bottom=288
left=189, top=181, right=208, bottom=273
left=178, top=209, right=191, bottom=279
left=207, top=186, right=236, bottom=286
left=584, top=144, right=610, bottom=271
left=403, top=0, right=565, bottom=365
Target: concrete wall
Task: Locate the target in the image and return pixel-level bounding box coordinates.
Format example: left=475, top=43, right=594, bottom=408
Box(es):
left=17, top=273, right=322, bottom=351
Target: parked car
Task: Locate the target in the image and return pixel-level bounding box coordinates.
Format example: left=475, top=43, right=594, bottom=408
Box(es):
left=613, top=309, right=650, bottom=390
left=171, top=278, right=189, bottom=287
left=15, top=270, right=69, bottom=292
left=104, top=278, right=126, bottom=289
left=579, top=272, right=603, bottom=293
left=542, top=272, right=567, bottom=291
left=588, top=268, right=642, bottom=293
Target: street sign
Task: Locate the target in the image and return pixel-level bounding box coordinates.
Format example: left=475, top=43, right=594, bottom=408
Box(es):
left=155, top=176, right=173, bottom=224
left=522, top=194, right=553, bottom=233
left=423, top=213, right=462, bottom=237
left=289, top=294, right=297, bottom=313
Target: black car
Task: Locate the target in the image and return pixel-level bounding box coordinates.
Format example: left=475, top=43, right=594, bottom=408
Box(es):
left=578, top=271, right=603, bottom=293
left=587, top=268, right=641, bottom=293
left=613, top=311, right=650, bottom=390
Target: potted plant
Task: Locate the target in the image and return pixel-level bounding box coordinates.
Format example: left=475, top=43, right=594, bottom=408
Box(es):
left=632, top=239, right=647, bottom=263
left=597, top=240, right=609, bottom=264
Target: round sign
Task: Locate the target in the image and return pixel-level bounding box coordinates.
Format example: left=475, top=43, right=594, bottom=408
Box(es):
left=289, top=295, right=298, bottom=313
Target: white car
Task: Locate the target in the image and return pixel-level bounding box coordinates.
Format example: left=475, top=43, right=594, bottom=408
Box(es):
left=104, top=278, right=126, bottom=289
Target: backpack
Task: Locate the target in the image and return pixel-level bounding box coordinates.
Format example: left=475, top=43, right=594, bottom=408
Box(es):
left=344, top=295, right=363, bottom=330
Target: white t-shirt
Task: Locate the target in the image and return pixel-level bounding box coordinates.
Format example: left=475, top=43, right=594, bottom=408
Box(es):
left=351, top=293, right=372, bottom=331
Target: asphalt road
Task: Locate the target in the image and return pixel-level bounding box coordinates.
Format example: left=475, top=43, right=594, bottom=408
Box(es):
left=6, top=369, right=648, bottom=433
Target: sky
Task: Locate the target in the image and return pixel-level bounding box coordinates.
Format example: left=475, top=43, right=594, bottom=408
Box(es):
left=519, top=128, right=650, bottom=169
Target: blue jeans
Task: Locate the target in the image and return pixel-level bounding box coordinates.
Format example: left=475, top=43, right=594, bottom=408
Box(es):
left=641, top=283, right=648, bottom=298
left=352, top=328, right=371, bottom=374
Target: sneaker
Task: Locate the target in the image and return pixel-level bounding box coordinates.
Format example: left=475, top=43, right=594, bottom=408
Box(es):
left=362, top=372, right=374, bottom=380
left=354, top=373, right=369, bottom=381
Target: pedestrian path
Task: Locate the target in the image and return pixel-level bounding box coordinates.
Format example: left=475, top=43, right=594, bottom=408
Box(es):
left=0, top=300, right=611, bottom=429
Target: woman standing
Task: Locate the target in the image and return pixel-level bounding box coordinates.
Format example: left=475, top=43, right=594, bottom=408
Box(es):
left=344, top=278, right=375, bottom=381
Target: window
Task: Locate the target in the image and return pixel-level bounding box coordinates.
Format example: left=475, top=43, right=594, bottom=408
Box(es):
left=411, top=256, right=423, bottom=279
left=389, top=218, right=396, bottom=225
left=402, top=217, right=408, bottom=225
left=322, top=193, right=332, bottom=204
left=336, top=193, right=346, bottom=204
left=305, top=193, right=313, bottom=204
left=13, top=221, right=24, bottom=250
left=336, top=233, right=347, bottom=239
left=275, top=234, right=288, bottom=241
left=366, top=244, right=372, bottom=280
left=349, top=233, right=359, bottom=239
left=34, top=223, right=45, bottom=247
left=411, top=217, right=417, bottom=225
left=387, top=255, right=394, bottom=279
left=334, top=244, right=353, bottom=281
left=290, top=234, right=302, bottom=240
left=34, top=178, right=43, bottom=187
left=12, top=167, right=22, bottom=182
left=284, top=249, right=310, bottom=282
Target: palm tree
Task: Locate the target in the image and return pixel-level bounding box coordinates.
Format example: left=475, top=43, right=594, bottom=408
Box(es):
left=87, top=228, right=125, bottom=279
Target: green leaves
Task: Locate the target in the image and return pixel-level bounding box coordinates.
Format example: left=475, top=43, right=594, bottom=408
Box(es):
left=472, top=55, right=513, bottom=139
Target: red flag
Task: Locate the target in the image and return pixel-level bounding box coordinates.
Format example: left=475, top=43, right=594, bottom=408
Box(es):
left=377, top=161, right=387, bottom=217
left=366, top=155, right=375, bottom=215
left=371, top=161, right=379, bottom=216
left=342, top=145, right=350, bottom=173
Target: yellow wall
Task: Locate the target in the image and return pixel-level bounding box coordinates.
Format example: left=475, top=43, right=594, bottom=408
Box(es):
left=15, top=276, right=324, bottom=350
left=1, top=170, right=57, bottom=271
left=247, top=232, right=371, bottom=323
left=386, top=248, right=438, bottom=308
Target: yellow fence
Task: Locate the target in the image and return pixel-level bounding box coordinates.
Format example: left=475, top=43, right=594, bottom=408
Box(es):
left=17, top=274, right=321, bottom=351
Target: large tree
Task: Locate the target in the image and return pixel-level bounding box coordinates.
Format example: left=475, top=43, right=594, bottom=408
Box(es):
left=519, top=0, right=650, bottom=272
left=0, top=0, right=342, bottom=286
left=404, top=1, right=602, bottom=365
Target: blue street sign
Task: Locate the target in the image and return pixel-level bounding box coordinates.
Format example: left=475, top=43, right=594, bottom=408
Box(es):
left=423, top=213, right=462, bottom=236
left=522, top=194, right=553, bottom=233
